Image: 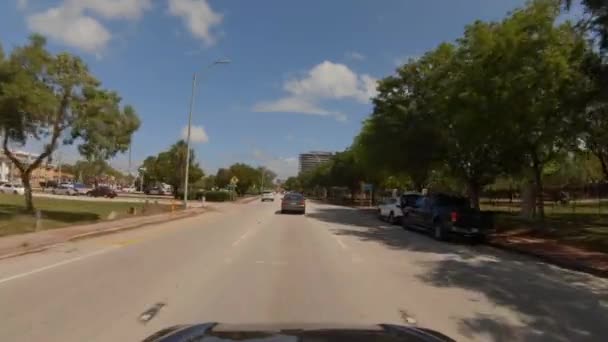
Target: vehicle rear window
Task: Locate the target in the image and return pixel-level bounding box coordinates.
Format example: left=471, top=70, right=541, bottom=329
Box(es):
left=285, top=194, right=303, bottom=200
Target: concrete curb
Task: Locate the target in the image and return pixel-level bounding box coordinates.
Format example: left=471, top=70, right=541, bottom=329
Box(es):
left=67, top=210, right=201, bottom=242
left=487, top=240, right=608, bottom=278
left=0, top=208, right=206, bottom=261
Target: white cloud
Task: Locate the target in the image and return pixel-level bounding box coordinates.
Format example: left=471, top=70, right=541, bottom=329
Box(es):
left=25, top=0, right=153, bottom=53
left=253, top=61, right=377, bottom=121
left=27, top=6, right=112, bottom=53
left=346, top=51, right=365, bottom=61
left=73, top=0, right=152, bottom=19
left=253, top=97, right=336, bottom=117
left=266, top=157, right=298, bottom=179
left=17, top=0, right=28, bottom=10
left=168, top=0, right=222, bottom=45
left=250, top=149, right=298, bottom=179
left=181, top=125, right=209, bottom=143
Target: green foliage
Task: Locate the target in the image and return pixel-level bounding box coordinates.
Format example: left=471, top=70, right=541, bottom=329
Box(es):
left=213, top=163, right=277, bottom=194
left=283, top=177, right=301, bottom=191
left=203, top=190, right=232, bottom=202
left=69, top=159, right=130, bottom=185
left=0, top=35, right=140, bottom=211
left=141, top=140, right=204, bottom=197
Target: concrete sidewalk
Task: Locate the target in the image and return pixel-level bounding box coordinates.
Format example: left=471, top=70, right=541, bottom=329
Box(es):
left=0, top=208, right=206, bottom=260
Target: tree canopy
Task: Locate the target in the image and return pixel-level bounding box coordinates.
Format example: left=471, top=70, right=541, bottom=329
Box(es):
left=0, top=35, right=140, bottom=211
left=141, top=140, right=204, bottom=198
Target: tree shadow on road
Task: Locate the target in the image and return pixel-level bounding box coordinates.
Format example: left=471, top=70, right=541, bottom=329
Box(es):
left=308, top=206, right=608, bottom=342
left=307, top=206, right=481, bottom=257
left=421, top=255, right=608, bottom=342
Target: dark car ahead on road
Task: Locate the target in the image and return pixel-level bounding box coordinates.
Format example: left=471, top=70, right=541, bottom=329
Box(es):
left=86, top=186, right=117, bottom=198
left=401, top=193, right=493, bottom=242
left=281, top=193, right=306, bottom=214
left=144, top=323, right=455, bottom=342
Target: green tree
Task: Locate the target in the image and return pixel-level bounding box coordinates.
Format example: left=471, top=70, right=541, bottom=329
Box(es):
left=229, top=163, right=259, bottom=194
left=257, top=166, right=277, bottom=190
left=215, top=168, right=232, bottom=189
left=487, top=0, right=589, bottom=218
left=0, top=35, right=140, bottom=211
left=283, top=176, right=301, bottom=191
left=141, top=140, right=204, bottom=197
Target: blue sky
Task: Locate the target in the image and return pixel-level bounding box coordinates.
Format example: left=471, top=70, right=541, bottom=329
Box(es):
left=1, top=0, right=547, bottom=178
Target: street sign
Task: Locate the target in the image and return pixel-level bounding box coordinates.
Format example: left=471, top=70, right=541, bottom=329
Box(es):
left=363, top=183, right=373, bottom=191
left=230, top=176, right=239, bottom=185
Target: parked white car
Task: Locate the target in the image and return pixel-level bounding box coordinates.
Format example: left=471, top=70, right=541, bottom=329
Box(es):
left=122, top=186, right=137, bottom=193
left=377, top=197, right=403, bottom=224
left=0, top=183, right=25, bottom=195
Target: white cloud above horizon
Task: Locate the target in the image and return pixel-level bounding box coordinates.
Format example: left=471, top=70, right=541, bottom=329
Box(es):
left=22, top=0, right=222, bottom=53
left=168, top=0, right=222, bottom=46
left=181, top=125, right=209, bottom=143
left=253, top=60, right=377, bottom=121
left=345, top=51, right=365, bottom=61
left=250, top=149, right=298, bottom=179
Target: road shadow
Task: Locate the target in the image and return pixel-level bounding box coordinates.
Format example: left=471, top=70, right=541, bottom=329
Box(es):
left=275, top=210, right=305, bottom=215
left=308, top=205, right=608, bottom=341
left=420, top=254, right=608, bottom=341
left=307, top=206, right=481, bottom=256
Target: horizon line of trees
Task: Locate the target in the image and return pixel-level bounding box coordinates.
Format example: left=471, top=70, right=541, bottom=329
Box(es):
left=140, top=140, right=278, bottom=198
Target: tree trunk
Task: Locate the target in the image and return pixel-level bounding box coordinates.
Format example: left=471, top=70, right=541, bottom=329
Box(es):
left=21, top=172, right=34, bottom=213
left=598, top=152, right=608, bottom=180
left=531, top=152, right=545, bottom=220
left=467, top=180, right=481, bottom=209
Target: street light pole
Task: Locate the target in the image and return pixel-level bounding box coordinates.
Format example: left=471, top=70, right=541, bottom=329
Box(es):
left=183, top=59, right=230, bottom=209
left=183, top=73, right=197, bottom=208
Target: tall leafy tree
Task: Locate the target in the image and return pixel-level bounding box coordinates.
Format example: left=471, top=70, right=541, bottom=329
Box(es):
left=215, top=168, right=232, bottom=189
left=0, top=35, right=140, bottom=211
left=141, top=140, right=204, bottom=197
left=488, top=0, right=589, bottom=218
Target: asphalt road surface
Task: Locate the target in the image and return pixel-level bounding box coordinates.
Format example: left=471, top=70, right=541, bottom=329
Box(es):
left=1, top=198, right=607, bottom=341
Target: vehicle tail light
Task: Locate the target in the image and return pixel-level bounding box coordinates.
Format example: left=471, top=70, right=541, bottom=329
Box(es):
left=450, top=211, right=458, bottom=223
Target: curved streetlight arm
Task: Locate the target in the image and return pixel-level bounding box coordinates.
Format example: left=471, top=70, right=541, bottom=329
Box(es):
left=183, top=59, right=230, bottom=208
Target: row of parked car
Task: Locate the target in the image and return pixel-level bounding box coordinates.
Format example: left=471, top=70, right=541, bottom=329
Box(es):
left=377, top=192, right=493, bottom=242
left=0, top=182, right=25, bottom=195
left=51, top=183, right=118, bottom=198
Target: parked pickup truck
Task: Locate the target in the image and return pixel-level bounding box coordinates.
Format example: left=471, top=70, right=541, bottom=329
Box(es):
left=401, top=193, right=493, bottom=242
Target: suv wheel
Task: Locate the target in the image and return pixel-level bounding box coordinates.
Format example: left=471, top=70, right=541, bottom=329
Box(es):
left=388, top=212, right=395, bottom=224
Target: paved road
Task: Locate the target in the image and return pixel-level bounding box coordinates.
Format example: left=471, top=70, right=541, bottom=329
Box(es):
left=0, top=199, right=607, bottom=341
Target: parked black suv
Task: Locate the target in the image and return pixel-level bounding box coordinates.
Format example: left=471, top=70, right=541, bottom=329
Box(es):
left=401, top=193, right=493, bottom=242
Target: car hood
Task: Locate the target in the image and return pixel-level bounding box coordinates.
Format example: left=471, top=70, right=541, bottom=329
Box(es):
left=143, top=323, right=455, bottom=342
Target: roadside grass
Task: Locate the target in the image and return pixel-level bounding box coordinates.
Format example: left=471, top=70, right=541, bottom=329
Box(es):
left=481, top=200, right=608, bottom=253
left=0, top=193, right=173, bottom=237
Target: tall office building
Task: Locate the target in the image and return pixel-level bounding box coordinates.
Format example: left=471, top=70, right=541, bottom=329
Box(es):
left=298, top=151, right=334, bottom=174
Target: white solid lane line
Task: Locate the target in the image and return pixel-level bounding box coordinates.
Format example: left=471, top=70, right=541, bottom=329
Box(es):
left=232, top=230, right=252, bottom=247
left=0, top=246, right=118, bottom=286
left=334, top=235, right=348, bottom=250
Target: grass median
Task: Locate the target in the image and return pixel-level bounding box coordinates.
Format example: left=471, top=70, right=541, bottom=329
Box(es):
left=0, top=193, right=175, bottom=237
left=481, top=200, right=608, bottom=253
